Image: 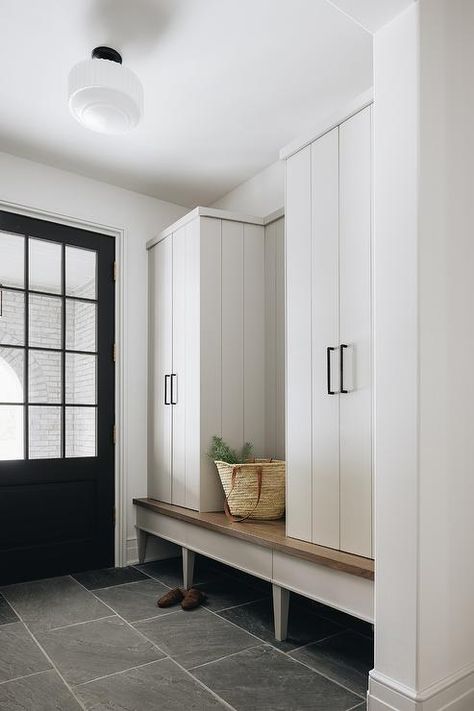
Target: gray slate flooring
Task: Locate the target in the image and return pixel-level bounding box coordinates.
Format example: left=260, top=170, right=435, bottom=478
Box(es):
left=0, top=555, right=372, bottom=710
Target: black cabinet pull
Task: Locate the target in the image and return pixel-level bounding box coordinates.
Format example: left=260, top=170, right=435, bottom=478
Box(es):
left=327, top=347, right=336, bottom=395
left=340, top=344, right=349, bottom=394
left=171, top=374, right=178, bottom=405
left=164, top=374, right=171, bottom=405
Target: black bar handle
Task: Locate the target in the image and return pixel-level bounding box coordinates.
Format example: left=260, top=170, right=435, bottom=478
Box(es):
left=171, top=374, right=178, bottom=405
left=164, top=374, right=171, bottom=405
left=327, top=347, right=336, bottom=395
left=340, top=344, right=349, bottom=394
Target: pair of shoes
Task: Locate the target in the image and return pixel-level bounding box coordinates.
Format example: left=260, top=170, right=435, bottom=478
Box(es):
left=157, top=587, right=205, bottom=611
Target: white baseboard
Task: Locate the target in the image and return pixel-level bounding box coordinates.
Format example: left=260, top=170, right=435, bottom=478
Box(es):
left=126, top=536, right=180, bottom=566
left=368, top=667, right=474, bottom=711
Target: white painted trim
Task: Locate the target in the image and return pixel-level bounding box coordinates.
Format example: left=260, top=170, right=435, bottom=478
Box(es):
left=0, top=198, right=127, bottom=568
left=279, top=88, right=374, bottom=160
left=126, top=537, right=138, bottom=566
left=263, top=207, right=285, bottom=225
left=368, top=666, right=474, bottom=710
left=146, top=206, right=265, bottom=249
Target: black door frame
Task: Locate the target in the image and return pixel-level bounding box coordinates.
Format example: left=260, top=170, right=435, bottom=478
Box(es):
left=0, top=209, right=117, bottom=583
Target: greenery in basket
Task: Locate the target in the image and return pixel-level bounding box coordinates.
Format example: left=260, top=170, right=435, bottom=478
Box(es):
left=208, top=435, right=253, bottom=465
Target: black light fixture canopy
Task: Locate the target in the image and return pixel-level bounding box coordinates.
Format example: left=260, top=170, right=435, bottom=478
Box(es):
left=91, top=46, right=122, bottom=64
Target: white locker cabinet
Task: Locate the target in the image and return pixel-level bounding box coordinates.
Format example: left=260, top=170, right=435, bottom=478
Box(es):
left=285, top=105, right=373, bottom=558
left=147, top=208, right=265, bottom=512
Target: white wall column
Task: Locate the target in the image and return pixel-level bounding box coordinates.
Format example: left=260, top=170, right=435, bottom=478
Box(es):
left=371, top=1, right=474, bottom=709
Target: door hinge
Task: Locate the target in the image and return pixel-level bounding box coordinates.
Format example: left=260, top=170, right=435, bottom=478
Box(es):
left=113, top=343, right=116, bottom=362
left=113, top=261, right=117, bottom=281
left=113, top=424, right=116, bottom=445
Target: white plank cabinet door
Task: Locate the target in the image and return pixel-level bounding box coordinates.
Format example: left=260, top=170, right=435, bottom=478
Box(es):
left=311, top=127, right=341, bottom=550
left=148, top=236, right=173, bottom=503
left=184, top=218, right=201, bottom=510
left=286, top=146, right=313, bottom=542
left=339, top=106, right=373, bottom=557
left=199, top=217, right=224, bottom=511
left=221, top=220, right=244, bottom=453
left=264, top=220, right=277, bottom=459
left=274, top=218, right=286, bottom=461
left=264, top=217, right=285, bottom=461
left=243, top=222, right=265, bottom=457
left=172, top=224, right=187, bottom=508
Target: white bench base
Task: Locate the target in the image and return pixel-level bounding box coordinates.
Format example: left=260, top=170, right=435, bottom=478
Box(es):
left=135, top=506, right=373, bottom=641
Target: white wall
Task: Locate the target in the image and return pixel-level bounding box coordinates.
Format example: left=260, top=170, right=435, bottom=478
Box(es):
left=0, top=150, right=187, bottom=563
left=211, top=160, right=284, bottom=216
left=371, top=1, right=474, bottom=708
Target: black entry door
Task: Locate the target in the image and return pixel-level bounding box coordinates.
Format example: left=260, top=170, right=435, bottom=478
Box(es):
left=0, top=211, right=115, bottom=584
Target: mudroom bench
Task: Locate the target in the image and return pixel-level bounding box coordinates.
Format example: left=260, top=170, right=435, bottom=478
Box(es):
left=133, top=498, right=374, bottom=641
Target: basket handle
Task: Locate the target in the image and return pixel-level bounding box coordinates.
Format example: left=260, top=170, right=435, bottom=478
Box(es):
left=224, top=466, right=263, bottom=523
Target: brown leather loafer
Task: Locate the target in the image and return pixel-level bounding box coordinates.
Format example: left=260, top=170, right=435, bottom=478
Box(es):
left=181, top=588, right=205, bottom=611
left=157, top=587, right=184, bottom=608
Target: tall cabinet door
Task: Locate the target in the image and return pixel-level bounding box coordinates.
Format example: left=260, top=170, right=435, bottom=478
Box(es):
left=311, top=127, right=341, bottom=549
left=171, top=221, right=201, bottom=509
left=171, top=224, right=187, bottom=508
left=148, top=236, right=173, bottom=502
left=339, top=106, right=373, bottom=557
left=286, top=146, right=313, bottom=541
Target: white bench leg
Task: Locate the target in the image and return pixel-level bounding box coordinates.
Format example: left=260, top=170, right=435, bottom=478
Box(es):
left=136, top=528, right=149, bottom=564
left=182, top=547, right=195, bottom=590
left=272, top=584, right=290, bottom=642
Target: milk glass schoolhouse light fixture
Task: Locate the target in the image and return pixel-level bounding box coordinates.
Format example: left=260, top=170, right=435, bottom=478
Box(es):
left=68, top=47, right=143, bottom=134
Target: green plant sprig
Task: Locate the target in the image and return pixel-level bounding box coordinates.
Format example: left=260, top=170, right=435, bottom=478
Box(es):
left=207, top=435, right=254, bottom=464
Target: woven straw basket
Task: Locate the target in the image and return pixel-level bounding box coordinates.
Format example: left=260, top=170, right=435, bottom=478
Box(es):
left=214, top=459, right=285, bottom=522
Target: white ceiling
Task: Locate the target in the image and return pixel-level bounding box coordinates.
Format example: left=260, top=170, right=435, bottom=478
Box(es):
left=327, top=0, right=414, bottom=32
left=0, top=0, right=376, bottom=207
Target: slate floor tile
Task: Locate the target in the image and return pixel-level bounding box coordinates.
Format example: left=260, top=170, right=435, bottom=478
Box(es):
left=1, top=576, right=110, bottom=633
left=0, top=670, right=82, bottom=711
left=293, top=594, right=374, bottom=638
left=72, top=566, right=148, bottom=590
left=217, top=597, right=342, bottom=651
left=290, top=630, right=373, bottom=696
left=197, top=576, right=268, bottom=612
left=135, top=555, right=223, bottom=588
left=0, top=593, right=18, bottom=626
left=76, top=658, right=225, bottom=710
left=134, top=608, right=257, bottom=669
left=0, top=623, right=51, bottom=683
left=94, top=579, right=175, bottom=622
left=224, top=566, right=272, bottom=594
left=36, top=616, right=164, bottom=685
left=192, top=644, right=361, bottom=711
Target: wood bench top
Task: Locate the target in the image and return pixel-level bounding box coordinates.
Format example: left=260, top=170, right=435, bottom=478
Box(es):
left=133, top=498, right=374, bottom=581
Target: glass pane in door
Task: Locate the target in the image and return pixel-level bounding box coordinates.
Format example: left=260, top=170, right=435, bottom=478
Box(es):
left=0, top=232, right=24, bottom=288
left=28, top=351, right=62, bottom=403
left=65, top=407, right=96, bottom=457
left=0, top=405, right=24, bottom=460
left=29, top=295, right=62, bottom=349
left=29, top=406, right=62, bottom=459
left=66, top=300, right=96, bottom=352
left=66, top=246, right=96, bottom=299
left=65, top=353, right=96, bottom=405
left=29, top=238, right=62, bottom=294
left=0, top=348, right=24, bottom=402
left=0, top=291, right=25, bottom=346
